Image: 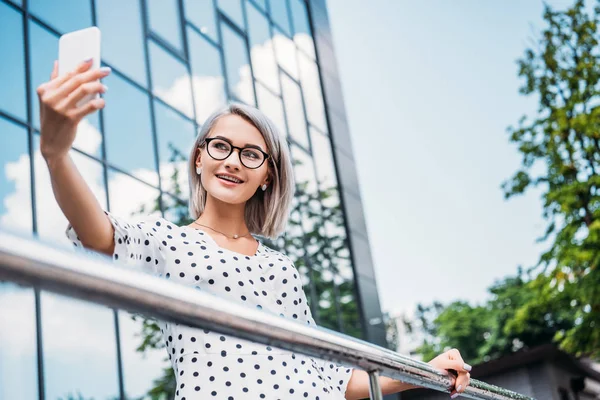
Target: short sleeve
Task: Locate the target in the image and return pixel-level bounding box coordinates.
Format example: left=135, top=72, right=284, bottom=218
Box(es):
left=65, top=210, right=167, bottom=277
left=275, top=254, right=354, bottom=396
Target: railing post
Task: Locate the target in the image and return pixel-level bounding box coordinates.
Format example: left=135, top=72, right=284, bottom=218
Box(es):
left=368, top=370, right=383, bottom=400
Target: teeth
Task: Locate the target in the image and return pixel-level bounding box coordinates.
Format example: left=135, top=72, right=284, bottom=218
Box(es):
left=217, top=175, right=242, bottom=183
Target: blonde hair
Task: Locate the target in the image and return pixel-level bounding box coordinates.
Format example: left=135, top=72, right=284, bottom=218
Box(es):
left=188, top=103, right=295, bottom=239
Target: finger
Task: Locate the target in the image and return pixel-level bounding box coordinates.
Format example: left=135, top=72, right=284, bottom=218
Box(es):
left=46, top=66, right=111, bottom=105
left=51, top=60, right=58, bottom=80
left=58, top=81, right=107, bottom=110
left=450, top=372, right=470, bottom=398
left=45, top=58, right=94, bottom=92
left=67, top=97, right=105, bottom=121
left=434, top=357, right=472, bottom=375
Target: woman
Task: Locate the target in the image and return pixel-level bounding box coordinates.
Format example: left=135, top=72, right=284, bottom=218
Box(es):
left=37, top=59, right=471, bottom=399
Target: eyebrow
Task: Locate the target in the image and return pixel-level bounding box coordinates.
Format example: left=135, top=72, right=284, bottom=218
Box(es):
left=212, top=135, right=266, bottom=152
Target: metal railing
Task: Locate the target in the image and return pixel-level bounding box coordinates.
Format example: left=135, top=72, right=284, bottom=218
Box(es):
left=0, top=230, right=535, bottom=400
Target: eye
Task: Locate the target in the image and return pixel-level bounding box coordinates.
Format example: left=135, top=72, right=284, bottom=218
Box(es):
left=242, top=149, right=261, bottom=159
left=213, top=141, right=230, bottom=151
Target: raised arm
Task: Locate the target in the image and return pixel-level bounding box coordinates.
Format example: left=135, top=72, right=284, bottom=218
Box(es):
left=38, top=59, right=113, bottom=255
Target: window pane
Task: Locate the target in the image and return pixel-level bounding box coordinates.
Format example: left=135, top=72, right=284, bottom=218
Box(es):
left=102, top=73, right=158, bottom=186
left=273, top=28, right=298, bottom=79
left=183, top=0, right=219, bottom=43
left=253, top=0, right=267, bottom=12
left=33, top=134, right=107, bottom=243
left=0, top=118, right=32, bottom=234
left=41, top=292, right=120, bottom=400
left=147, top=0, right=183, bottom=51
left=298, top=53, right=327, bottom=132
left=281, top=73, right=309, bottom=148
left=29, top=0, right=91, bottom=34
left=221, top=22, right=255, bottom=105
left=187, top=26, right=227, bottom=123
left=0, top=3, right=26, bottom=120
left=218, top=0, right=245, bottom=29
left=290, top=0, right=315, bottom=59
left=310, top=127, right=338, bottom=200
left=256, top=82, right=287, bottom=139
left=314, top=268, right=339, bottom=331
left=119, top=311, right=172, bottom=399
left=0, top=283, right=38, bottom=400
left=336, top=268, right=362, bottom=338
left=154, top=99, right=195, bottom=200
left=108, top=169, right=162, bottom=219
left=149, top=41, right=194, bottom=118
left=96, top=0, right=147, bottom=87
left=247, top=1, right=279, bottom=93
left=269, top=0, right=291, bottom=36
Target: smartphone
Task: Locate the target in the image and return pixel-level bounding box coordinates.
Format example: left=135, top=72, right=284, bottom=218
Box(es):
left=58, top=26, right=101, bottom=108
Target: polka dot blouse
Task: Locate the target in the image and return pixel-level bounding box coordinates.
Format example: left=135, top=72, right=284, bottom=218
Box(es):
left=66, top=211, right=353, bottom=399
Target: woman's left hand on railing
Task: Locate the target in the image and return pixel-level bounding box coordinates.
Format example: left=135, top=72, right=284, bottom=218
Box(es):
left=428, top=348, right=471, bottom=399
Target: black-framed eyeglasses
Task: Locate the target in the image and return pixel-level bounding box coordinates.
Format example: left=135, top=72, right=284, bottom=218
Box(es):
left=202, top=137, right=270, bottom=169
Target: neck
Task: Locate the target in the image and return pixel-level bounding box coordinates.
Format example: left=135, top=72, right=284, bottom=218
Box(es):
left=195, top=195, right=249, bottom=235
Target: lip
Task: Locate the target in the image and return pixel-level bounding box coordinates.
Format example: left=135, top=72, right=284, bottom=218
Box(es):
left=215, top=173, right=244, bottom=186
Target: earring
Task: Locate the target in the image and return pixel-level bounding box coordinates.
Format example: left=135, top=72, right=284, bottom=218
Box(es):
left=261, top=184, right=267, bottom=191
left=196, top=166, right=202, bottom=175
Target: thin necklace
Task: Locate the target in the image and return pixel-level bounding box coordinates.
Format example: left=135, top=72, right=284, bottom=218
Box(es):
left=192, top=221, right=252, bottom=240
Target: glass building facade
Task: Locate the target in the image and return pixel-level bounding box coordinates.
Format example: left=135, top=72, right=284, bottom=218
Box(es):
left=0, top=0, right=386, bottom=399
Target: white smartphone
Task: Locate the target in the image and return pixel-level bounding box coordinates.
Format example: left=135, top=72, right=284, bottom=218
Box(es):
left=58, top=26, right=102, bottom=108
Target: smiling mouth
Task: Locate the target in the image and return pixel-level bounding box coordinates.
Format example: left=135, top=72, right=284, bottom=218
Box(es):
left=216, top=174, right=244, bottom=184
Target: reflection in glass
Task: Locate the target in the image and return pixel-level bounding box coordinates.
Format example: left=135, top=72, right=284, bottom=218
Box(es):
left=218, top=0, right=245, bottom=29
left=102, top=73, right=158, bottom=186
left=298, top=52, right=327, bottom=132
left=221, top=22, right=255, bottom=105
left=154, top=99, right=195, bottom=200
left=0, top=284, right=38, bottom=400
left=119, top=310, right=172, bottom=400
left=187, top=26, right=227, bottom=123
left=336, top=268, right=362, bottom=338
left=281, top=73, right=309, bottom=149
left=149, top=41, right=194, bottom=118
left=273, top=28, right=299, bottom=79
left=29, top=0, right=91, bottom=34
left=96, top=0, right=147, bottom=87
left=28, top=20, right=103, bottom=154
left=252, top=0, right=267, bottom=12
left=290, top=145, right=319, bottom=237
left=0, top=3, right=26, bottom=121
left=314, top=268, right=339, bottom=331
left=147, top=0, right=183, bottom=51
left=41, top=292, right=119, bottom=400
left=183, top=0, right=219, bottom=43
left=256, top=82, right=287, bottom=139
left=269, top=0, right=292, bottom=36
left=108, top=169, right=162, bottom=220
left=246, top=1, right=280, bottom=93
left=289, top=0, right=315, bottom=59
left=0, top=118, right=31, bottom=234
left=310, top=128, right=338, bottom=204
left=34, top=134, right=107, bottom=244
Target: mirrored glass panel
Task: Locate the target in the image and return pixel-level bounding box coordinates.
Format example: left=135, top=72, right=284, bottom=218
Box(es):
left=28, top=0, right=92, bottom=34
left=310, top=128, right=338, bottom=206
left=0, top=3, right=26, bottom=121
left=298, top=52, right=327, bottom=132
left=280, top=72, right=309, bottom=148
left=336, top=269, right=362, bottom=338
left=0, top=283, right=38, bottom=400
left=221, top=22, right=255, bottom=105
left=154, top=99, right=196, bottom=200
left=183, top=0, right=219, bottom=43
left=218, top=0, right=245, bottom=29
left=149, top=40, right=194, bottom=119
left=290, top=0, right=315, bottom=59
left=119, top=310, right=172, bottom=400
left=33, top=134, right=108, bottom=244
left=252, top=0, right=267, bottom=12
left=187, top=26, right=227, bottom=123
left=102, top=72, right=158, bottom=187
left=314, top=268, right=339, bottom=331
left=256, top=82, right=287, bottom=139
left=147, top=0, right=184, bottom=51
left=108, top=169, right=162, bottom=219
left=96, top=0, right=147, bottom=87
left=41, top=292, right=120, bottom=400
left=246, top=1, right=279, bottom=93
left=269, top=0, right=291, bottom=36
left=273, top=27, right=299, bottom=79
left=0, top=118, right=32, bottom=235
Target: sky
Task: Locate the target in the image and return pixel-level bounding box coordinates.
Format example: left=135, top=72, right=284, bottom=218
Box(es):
left=326, top=0, right=577, bottom=319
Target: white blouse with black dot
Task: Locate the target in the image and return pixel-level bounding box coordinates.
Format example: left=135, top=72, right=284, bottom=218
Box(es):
left=66, top=211, right=353, bottom=400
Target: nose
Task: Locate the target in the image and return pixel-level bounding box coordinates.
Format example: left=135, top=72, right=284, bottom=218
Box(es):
left=223, top=148, right=242, bottom=170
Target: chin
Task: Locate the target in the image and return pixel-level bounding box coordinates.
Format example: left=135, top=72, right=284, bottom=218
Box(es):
left=208, top=186, right=253, bottom=205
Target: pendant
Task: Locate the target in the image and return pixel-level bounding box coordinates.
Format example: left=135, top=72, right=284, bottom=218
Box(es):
left=233, top=234, right=238, bottom=239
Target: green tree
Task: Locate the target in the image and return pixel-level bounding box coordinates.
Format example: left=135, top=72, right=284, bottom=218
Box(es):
left=503, top=0, right=600, bottom=358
